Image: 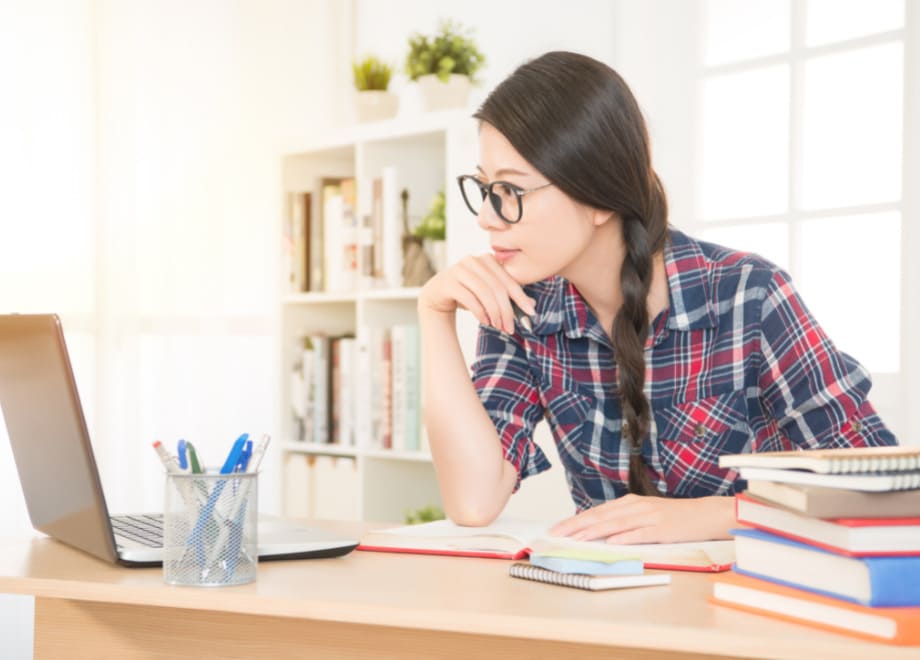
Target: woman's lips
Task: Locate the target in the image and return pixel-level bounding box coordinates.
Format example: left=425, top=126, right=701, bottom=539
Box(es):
left=492, top=247, right=520, bottom=263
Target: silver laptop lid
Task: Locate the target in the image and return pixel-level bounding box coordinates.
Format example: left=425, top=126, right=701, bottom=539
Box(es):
left=0, top=313, right=119, bottom=563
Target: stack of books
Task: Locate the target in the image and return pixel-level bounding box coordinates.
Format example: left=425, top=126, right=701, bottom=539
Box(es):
left=712, top=446, right=920, bottom=645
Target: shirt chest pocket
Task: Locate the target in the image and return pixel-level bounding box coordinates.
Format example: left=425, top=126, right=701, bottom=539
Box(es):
left=542, top=386, right=595, bottom=473
left=654, top=391, right=752, bottom=497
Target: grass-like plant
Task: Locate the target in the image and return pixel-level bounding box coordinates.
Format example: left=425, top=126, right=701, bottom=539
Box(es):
left=352, top=55, right=393, bottom=91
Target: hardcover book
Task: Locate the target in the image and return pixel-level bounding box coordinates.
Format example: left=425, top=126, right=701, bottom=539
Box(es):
left=710, top=571, right=920, bottom=646
left=743, top=479, right=920, bottom=519
left=731, top=527, right=920, bottom=607
left=735, top=493, right=920, bottom=555
left=358, top=517, right=735, bottom=572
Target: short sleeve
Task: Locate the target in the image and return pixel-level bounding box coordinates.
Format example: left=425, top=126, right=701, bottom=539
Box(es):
left=471, top=325, right=550, bottom=490
left=757, top=269, right=897, bottom=449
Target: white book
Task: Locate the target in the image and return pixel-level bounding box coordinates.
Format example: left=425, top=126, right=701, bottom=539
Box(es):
left=323, top=185, right=345, bottom=292
left=381, top=166, right=402, bottom=289
left=354, top=331, right=373, bottom=450
left=338, top=337, right=357, bottom=447
left=390, top=325, right=407, bottom=452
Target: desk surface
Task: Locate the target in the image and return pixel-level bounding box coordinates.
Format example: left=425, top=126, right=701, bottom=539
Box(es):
left=0, top=522, right=917, bottom=660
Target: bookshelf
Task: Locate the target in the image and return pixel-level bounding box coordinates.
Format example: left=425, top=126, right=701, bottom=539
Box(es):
left=278, top=110, right=483, bottom=523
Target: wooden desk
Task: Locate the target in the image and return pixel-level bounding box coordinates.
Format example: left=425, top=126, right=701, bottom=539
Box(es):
left=0, top=524, right=917, bottom=660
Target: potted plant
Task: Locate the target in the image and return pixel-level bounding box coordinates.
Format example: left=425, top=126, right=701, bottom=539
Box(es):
left=405, top=19, right=485, bottom=111
left=352, top=55, right=398, bottom=122
left=413, top=190, right=447, bottom=272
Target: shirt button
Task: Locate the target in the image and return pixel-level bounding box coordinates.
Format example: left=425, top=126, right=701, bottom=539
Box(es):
left=851, top=419, right=864, bottom=433
left=694, top=424, right=707, bottom=438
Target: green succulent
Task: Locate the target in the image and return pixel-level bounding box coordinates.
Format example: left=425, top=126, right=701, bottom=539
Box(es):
left=405, top=19, right=485, bottom=83
left=352, top=55, right=392, bottom=91
left=412, top=190, right=446, bottom=241
left=405, top=505, right=446, bottom=525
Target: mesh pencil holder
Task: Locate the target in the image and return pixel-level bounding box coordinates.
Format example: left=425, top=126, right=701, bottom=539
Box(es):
left=162, top=471, right=258, bottom=587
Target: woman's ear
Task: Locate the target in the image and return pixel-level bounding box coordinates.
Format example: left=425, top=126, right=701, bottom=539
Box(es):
left=593, top=209, right=619, bottom=227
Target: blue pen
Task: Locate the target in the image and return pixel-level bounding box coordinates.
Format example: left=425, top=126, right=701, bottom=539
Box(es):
left=189, top=433, right=250, bottom=569
left=237, top=439, right=253, bottom=473
left=219, top=433, right=249, bottom=474
left=177, top=439, right=189, bottom=472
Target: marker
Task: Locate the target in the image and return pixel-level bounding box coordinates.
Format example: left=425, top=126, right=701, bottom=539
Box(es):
left=185, top=441, right=203, bottom=474
left=152, top=441, right=180, bottom=474
left=511, top=301, right=533, bottom=332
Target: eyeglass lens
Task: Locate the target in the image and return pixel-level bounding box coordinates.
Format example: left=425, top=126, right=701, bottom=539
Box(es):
left=459, top=177, right=521, bottom=223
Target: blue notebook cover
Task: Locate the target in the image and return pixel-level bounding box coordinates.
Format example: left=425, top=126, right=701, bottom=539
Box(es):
left=732, top=527, right=920, bottom=607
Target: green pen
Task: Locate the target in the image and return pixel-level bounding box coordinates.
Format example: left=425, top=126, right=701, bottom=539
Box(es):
left=186, top=441, right=203, bottom=474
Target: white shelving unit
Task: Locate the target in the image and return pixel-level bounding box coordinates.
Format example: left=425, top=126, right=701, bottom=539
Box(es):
left=277, top=110, right=483, bottom=523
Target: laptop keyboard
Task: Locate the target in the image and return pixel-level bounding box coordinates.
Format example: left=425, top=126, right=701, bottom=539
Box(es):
left=111, top=514, right=164, bottom=548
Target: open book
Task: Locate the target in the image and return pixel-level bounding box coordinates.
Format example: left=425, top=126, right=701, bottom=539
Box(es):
left=357, top=517, right=735, bottom=572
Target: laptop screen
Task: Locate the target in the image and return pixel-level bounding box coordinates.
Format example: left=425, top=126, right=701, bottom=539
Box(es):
left=0, top=314, right=118, bottom=562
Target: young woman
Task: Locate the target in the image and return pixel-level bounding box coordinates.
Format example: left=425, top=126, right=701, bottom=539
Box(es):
left=417, top=51, right=897, bottom=544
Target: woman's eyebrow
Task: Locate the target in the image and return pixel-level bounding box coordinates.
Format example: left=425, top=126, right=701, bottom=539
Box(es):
left=475, top=164, right=531, bottom=178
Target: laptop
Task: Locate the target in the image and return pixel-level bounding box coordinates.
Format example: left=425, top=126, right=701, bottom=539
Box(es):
left=0, top=313, right=359, bottom=566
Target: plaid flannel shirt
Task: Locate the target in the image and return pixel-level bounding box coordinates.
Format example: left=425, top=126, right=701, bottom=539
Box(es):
left=471, top=228, right=897, bottom=511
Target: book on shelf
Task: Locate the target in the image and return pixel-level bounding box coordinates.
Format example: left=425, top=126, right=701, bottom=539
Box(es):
left=731, top=527, right=920, bottom=607
left=380, top=166, right=403, bottom=289
left=735, top=492, right=920, bottom=555
left=710, top=571, right=920, bottom=646
left=743, top=479, right=920, bottom=519
left=508, top=562, right=670, bottom=592
left=321, top=178, right=358, bottom=293
left=357, top=517, right=735, bottom=572
left=283, top=191, right=312, bottom=293
left=719, top=446, right=920, bottom=474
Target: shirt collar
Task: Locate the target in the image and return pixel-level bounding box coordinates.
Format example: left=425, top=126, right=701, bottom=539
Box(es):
left=528, top=227, right=719, bottom=338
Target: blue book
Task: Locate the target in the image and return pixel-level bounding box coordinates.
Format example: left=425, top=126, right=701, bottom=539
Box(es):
left=731, top=527, right=920, bottom=607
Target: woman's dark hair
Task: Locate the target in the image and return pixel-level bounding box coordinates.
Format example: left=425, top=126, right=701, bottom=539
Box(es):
left=474, top=51, right=668, bottom=496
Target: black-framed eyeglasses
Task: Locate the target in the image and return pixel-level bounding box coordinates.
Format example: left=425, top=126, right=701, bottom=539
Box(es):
left=456, top=174, right=553, bottom=224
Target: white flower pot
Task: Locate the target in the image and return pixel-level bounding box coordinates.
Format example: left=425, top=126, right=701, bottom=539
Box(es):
left=416, top=74, right=471, bottom=112
left=355, top=90, right=398, bottom=122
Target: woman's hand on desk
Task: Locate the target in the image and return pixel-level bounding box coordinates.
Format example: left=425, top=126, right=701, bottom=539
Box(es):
left=548, top=494, right=736, bottom=544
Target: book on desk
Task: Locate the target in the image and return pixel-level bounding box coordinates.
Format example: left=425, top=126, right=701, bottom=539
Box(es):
left=358, top=517, right=735, bottom=572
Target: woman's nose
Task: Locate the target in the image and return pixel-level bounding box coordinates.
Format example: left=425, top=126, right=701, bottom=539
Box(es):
left=476, top=201, right=506, bottom=231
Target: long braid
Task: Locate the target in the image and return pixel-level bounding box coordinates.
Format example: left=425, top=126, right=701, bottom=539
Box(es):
left=614, top=213, right=659, bottom=495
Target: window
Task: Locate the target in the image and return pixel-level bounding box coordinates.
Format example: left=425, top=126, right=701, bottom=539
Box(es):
left=694, top=0, right=909, bottom=433
left=697, top=0, right=909, bottom=433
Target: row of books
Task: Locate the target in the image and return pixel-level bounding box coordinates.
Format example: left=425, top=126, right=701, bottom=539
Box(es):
left=712, top=446, right=920, bottom=646
left=282, top=169, right=405, bottom=294
left=289, top=325, right=426, bottom=452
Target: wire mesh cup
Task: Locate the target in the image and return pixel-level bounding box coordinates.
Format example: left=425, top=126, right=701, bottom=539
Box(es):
left=163, top=471, right=258, bottom=586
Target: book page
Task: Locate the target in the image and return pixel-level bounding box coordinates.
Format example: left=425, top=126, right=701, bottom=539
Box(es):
left=531, top=536, right=736, bottom=569
left=376, top=517, right=552, bottom=545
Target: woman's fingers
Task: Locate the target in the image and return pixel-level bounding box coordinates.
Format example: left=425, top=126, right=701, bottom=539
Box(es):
left=457, top=256, right=516, bottom=332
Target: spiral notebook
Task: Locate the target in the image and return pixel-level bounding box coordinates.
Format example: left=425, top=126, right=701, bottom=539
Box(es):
left=509, top=562, right=671, bottom=591
left=718, top=446, right=920, bottom=474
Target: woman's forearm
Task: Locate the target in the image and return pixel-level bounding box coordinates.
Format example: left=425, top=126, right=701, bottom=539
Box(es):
left=420, top=309, right=517, bottom=525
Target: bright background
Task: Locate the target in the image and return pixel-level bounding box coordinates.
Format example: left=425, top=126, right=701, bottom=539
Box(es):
left=1, top=2, right=917, bottom=655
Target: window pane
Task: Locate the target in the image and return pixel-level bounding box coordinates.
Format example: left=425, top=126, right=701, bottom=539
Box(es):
left=701, top=222, right=790, bottom=271
left=806, top=0, right=904, bottom=47
left=700, top=65, right=789, bottom=220
left=703, top=0, right=790, bottom=66
left=801, top=43, right=903, bottom=210
left=799, top=212, right=900, bottom=372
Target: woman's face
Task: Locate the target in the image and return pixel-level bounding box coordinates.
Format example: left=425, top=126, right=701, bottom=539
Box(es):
left=474, top=122, right=609, bottom=285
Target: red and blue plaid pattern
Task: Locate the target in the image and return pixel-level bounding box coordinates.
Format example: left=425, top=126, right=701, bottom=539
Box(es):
left=472, top=228, right=896, bottom=511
